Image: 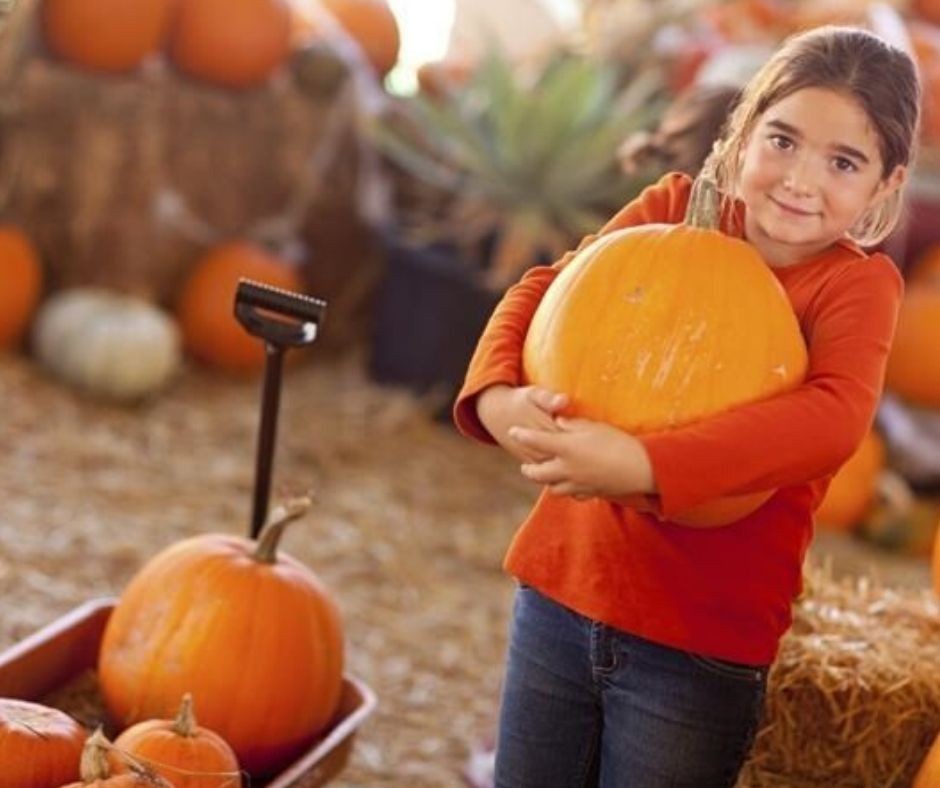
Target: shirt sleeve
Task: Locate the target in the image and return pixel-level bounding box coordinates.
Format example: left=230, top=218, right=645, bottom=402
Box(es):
left=639, top=254, right=904, bottom=518
left=452, top=172, right=693, bottom=442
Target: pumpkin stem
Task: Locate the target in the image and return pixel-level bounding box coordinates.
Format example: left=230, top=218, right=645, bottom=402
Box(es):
left=684, top=174, right=722, bottom=230
left=254, top=495, right=312, bottom=563
left=172, top=693, right=198, bottom=737
left=80, top=727, right=112, bottom=782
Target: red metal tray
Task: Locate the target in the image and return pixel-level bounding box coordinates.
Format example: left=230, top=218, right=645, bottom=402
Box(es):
left=0, top=598, right=376, bottom=787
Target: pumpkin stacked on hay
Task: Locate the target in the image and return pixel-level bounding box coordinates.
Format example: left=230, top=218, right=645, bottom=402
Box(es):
left=0, top=0, right=392, bottom=370
left=739, top=563, right=940, bottom=787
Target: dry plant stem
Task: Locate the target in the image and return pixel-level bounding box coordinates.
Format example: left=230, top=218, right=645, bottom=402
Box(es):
left=684, top=175, right=721, bottom=230
left=254, top=495, right=313, bottom=564
left=81, top=728, right=114, bottom=781
left=173, top=693, right=196, bottom=737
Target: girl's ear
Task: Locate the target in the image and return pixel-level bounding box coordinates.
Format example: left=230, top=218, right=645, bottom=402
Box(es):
left=874, top=164, right=908, bottom=203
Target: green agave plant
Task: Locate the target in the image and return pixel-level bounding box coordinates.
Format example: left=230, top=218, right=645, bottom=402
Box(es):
left=370, top=48, right=666, bottom=290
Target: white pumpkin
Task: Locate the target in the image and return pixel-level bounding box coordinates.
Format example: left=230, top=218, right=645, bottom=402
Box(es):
left=33, top=288, right=181, bottom=401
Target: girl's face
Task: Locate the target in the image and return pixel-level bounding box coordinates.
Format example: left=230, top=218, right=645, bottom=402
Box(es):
left=737, top=86, right=906, bottom=266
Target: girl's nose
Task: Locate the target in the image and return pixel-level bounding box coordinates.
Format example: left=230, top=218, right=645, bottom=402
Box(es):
left=782, top=156, right=816, bottom=196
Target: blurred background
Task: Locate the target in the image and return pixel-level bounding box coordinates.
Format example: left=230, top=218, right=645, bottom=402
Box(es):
left=1, top=0, right=940, bottom=785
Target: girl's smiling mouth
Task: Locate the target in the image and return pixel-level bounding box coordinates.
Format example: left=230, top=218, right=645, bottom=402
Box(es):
left=769, top=195, right=819, bottom=217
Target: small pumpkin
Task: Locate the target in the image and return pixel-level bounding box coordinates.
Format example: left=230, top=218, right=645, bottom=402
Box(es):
left=522, top=178, right=808, bottom=526
left=915, top=729, right=940, bottom=788
left=61, top=729, right=161, bottom=787
left=32, top=289, right=181, bottom=401
left=176, top=241, right=304, bottom=374
left=169, top=0, right=292, bottom=88
left=0, top=226, right=42, bottom=350
left=98, top=498, right=344, bottom=776
left=113, top=694, right=240, bottom=788
left=315, top=0, right=400, bottom=78
left=909, top=243, right=940, bottom=287
left=884, top=286, right=940, bottom=409
left=41, top=0, right=173, bottom=73
left=815, top=430, right=885, bottom=531
left=0, top=698, right=86, bottom=787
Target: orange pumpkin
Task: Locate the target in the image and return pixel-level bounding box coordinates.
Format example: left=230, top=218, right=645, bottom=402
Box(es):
left=0, top=226, right=42, bottom=349
left=302, top=0, right=400, bottom=78
left=113, top=694, right=240, bottom=787
left=41, top=0, right=173, bottom=73
left=98, top=498, right=344, bottom=776
left=913, top=0, right=940, bottom=26
left=815, top=430, right=885, bottom=530
left=522, top=179, right=808, bottom=526
left=170, top=0, right=291, bottom=88
left=909, top=244, right=940, bottom=287
left=885, top=287, right=940, bottom=408
left=177, top=241, right=303, bottom=374
left=61, top=729, right=158, bottom=787
left=0, top=698, right=86, bottom=786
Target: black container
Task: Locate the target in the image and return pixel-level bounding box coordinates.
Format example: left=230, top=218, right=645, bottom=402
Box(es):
left=369, top=236, right=502, bottom=418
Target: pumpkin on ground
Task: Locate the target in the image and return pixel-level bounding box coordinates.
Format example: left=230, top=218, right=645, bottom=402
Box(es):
left=41, top=0, right=173, bottom=73
left=884, top=286, right=940, bottom=409
left=32, top=289, right=181, bottom=402
left=62, top=729, right=163, bottom=787
left=522, top=178, right=809, bottom=526
left=0, top=226, right=42, bottom=350
left=98, top=498, right=344, bottom=776
left=815, top=430, right=885, bottom=531
left=113, top=694, right=240, bottom=788
left=0, top=698, right=87, bottom=787
left=176, top=241, right=304, bottom=374
left=169, top=0, right=292, bottom=88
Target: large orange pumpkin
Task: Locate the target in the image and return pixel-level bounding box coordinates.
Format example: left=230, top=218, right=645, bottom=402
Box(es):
left=98, top=499, right=344, bottom=776
left=41, top=0, right=173, bottom=73
left=522, top=178, right=809, bottom=526
left=295, top=0, right=400, bottom=78
left=0, top=698, right=86, bottom=786
left=884, top=287, right=940, bottom=408
left=113, top=694, right=241, bottom=787
left=170, top=0, right=292, bottom=88
left=815, top=430, right=885, bottom=531
left=177, top=241, right=304, bottom=374
left=0, top=226, right=42, bottom=349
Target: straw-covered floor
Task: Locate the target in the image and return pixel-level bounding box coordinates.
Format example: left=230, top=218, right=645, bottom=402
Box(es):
left=0, top=352, right=936, bottom=786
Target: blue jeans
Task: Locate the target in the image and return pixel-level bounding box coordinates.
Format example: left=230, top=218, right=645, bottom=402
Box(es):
left=495, top=585, right=767, bottom=788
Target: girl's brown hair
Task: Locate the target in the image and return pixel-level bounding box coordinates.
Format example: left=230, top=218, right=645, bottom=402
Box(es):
left=703, top=25, right=921, bottom=246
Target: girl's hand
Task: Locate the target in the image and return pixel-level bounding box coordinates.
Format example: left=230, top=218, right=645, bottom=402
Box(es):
left=476, top=384, right=569, bottom=463
left=510, top=417, right=656, bottom=499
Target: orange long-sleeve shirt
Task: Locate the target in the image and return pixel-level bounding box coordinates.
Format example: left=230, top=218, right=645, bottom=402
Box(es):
left=453, top=172, right=903, bottom=665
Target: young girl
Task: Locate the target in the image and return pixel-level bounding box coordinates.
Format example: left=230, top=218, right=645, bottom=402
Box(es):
left=453, top=25, right=920, bottom=788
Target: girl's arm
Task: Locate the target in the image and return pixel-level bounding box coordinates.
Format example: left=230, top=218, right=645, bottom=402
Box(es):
left=453, top=172, right=693, bottom=443
left=637, top=255, right=904, bottom=520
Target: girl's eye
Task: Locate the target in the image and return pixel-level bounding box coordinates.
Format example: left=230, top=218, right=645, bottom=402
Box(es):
left=833, top=156, right=858, bottom=173
left=769, top=134, right=793, bottom=151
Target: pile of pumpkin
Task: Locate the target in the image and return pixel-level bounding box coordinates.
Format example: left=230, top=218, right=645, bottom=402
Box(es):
left=38, top=0, right=401, bottom=87
left=0, top=497, right=345, bottom=786
left=0, top=0, right=404, bottom=400
left=807, top=243, right=940, bottom=554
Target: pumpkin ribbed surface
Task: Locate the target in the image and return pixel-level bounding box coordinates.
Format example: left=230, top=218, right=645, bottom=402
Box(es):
left=0, top=699, right=86, bottom=787
left=41, top=0, right=172, bottom=73
left=98, top=533, right=344, bottom=776
left=523, top=222, right=808, bottom=524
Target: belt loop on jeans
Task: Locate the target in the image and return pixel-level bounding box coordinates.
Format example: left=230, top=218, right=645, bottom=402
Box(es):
left=589, top=621, right=617, bottom=675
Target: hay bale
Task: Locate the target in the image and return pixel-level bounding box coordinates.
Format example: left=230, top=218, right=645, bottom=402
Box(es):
left=740, top=565, right=940, bottom=787
left=0, top=0, right=389, bottom=350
